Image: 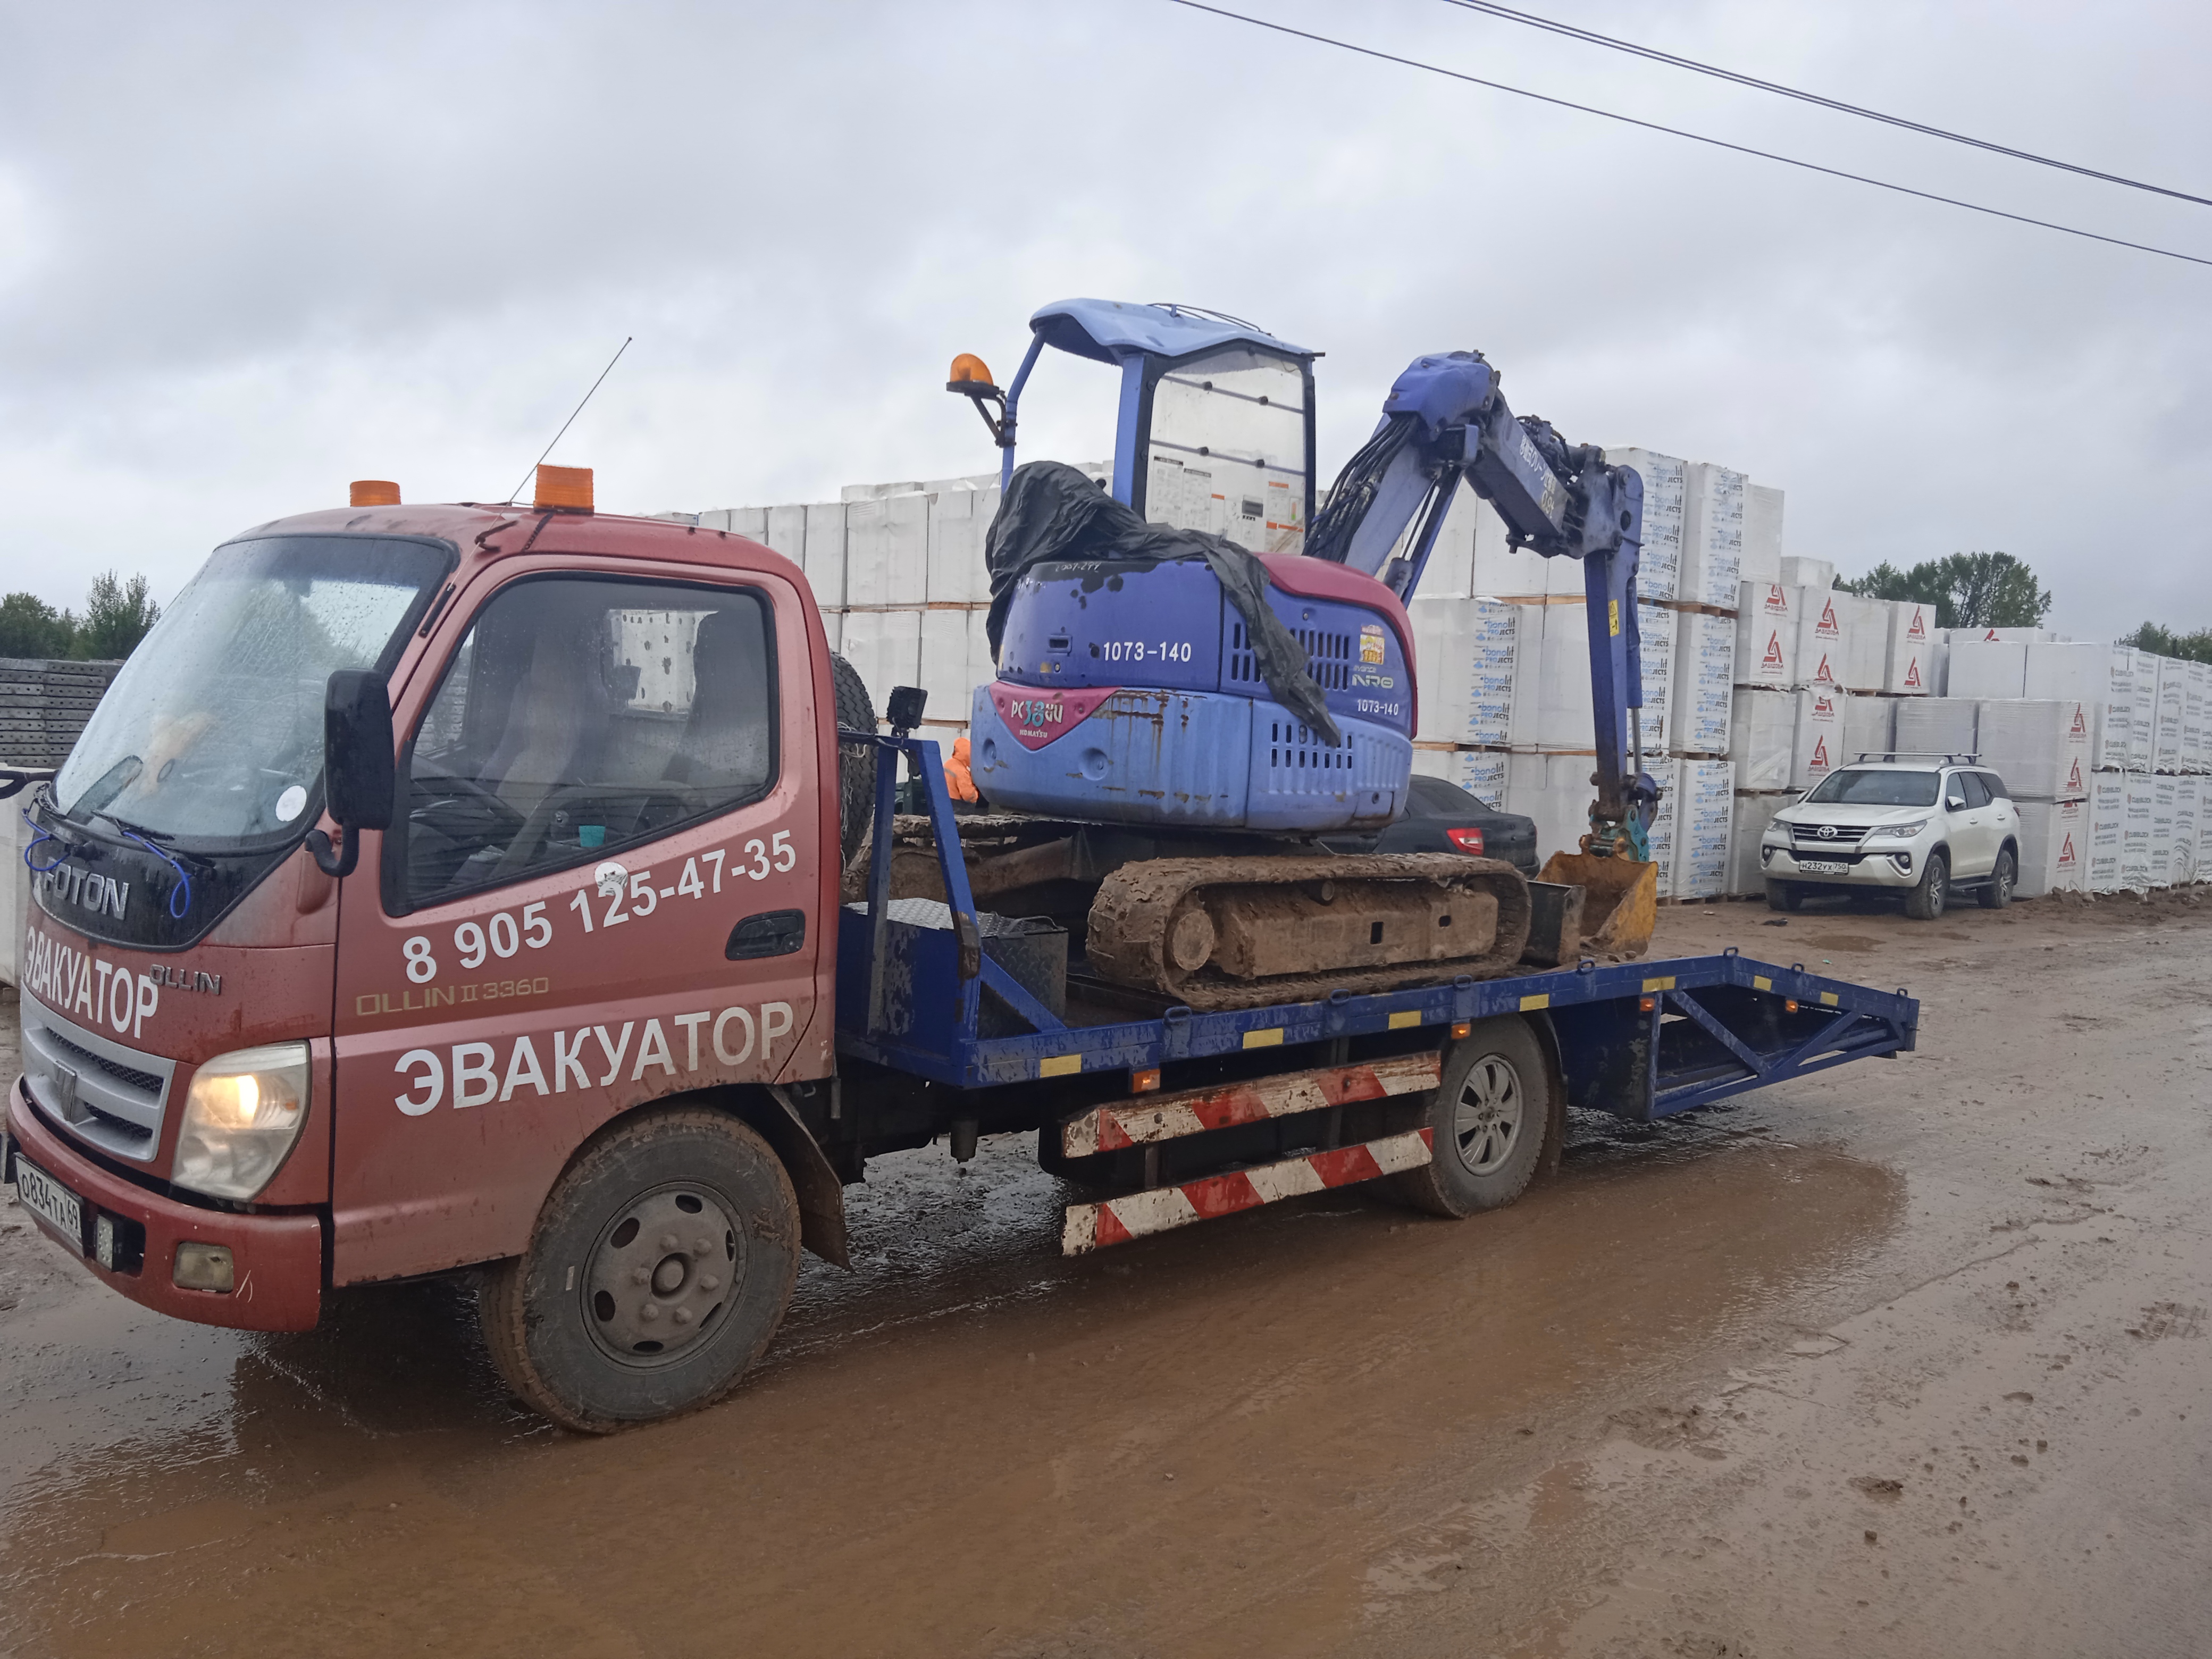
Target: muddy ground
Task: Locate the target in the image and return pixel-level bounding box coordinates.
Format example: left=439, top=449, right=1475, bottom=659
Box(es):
left=2, top=889, right=2209, bottom=1657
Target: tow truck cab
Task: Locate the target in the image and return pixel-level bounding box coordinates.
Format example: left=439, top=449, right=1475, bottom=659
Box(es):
left=4, top=494, right=844, bottom=1331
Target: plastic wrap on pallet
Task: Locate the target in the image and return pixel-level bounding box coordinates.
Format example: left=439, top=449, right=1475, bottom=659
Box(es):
left=1636, top=600, right=1674, bottom=755
left=2129, top=651, right=2158, bottom=769
left=2185, top=663, right=2209, bottom=773
left=2155, top=657, right=2186, bottom=773
left=1974, top=700, right=2092, bottom=801
left=1728, top=792, right=1794, bottom=895
left=925, top=484, right=996, bottom=606
left=1779, top=555, right=1834, bottom=590
left=1842, top=691, right=1895, bottom=767
left=1742, top=484, right=1784, bottom=588
left=2121, top=773, right=2156, bottom=890
left=1414, top=745, right=1510, bottom=809
left=1524, top=600, right=1670, bottom=752
left=1944, top=639, right=2026, bottom=700
left=1729, top=688, right=1795, bottom=792
left=1606, top=448, right=1683, bottom=601
left=966, top=607, right=1000, bottom=693
left=1412, top=597, right=1518, bottom=746
left=1671, top=759, right=1735, bottom=898
left=818, top=608, right=843, bottom=653
left=843, top=493, right=927, bottom=608
left=1791, top=686, right=1849, bottom=791
left=1827, top=592, right=1888, bottom=692
left=1795, top=587, right=1846, bottom=689
left=2016, top=797, right=2088, bottom=898
left=2089, top=772, right=2126, bottom=893
left=1882, top=600, right=1935, bottom=694
left=2174, top=777, right=2202, bottom=884
left=1505, top=750, right=1615, bottom=869
left=2199, top=774, right=2212, bottom=877
left=1679, top=464, right=1745, bottom=608
left=802, top=502, right=847, bottom=609
left=1670, top=609, right=1735, bottom=754
left=1733, top=580, right=1797, bottom=689
left=765, top=503, right=808, bottom=569
left=1892, top=696, right=1976, bottom=760
left=2151, top=775, right=2179, bottom=885
left=919, top=609, right=973, bottom=720
left=1413, top=485, right=1480, bottom=598
left=839, top=608, right=922, bottom=715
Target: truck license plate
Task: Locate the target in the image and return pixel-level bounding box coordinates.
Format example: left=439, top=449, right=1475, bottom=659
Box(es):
left=14, top=1155, right=84, bottom=1251
left=1798, top=859, right=1848, bottom=875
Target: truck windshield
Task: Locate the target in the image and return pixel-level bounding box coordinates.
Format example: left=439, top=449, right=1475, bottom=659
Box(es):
left=1805, top=769, right=1940, bottom=807
left=51, top=535, right=450, bottom=846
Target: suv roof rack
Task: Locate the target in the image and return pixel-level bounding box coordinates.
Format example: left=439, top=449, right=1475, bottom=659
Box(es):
left=1854, top=751, right=1980, bottom=764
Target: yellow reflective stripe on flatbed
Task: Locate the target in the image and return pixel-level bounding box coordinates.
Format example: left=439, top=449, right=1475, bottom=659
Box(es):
left=1040, top=1055, right=1082, bottom=1078
left=1519, top=994, right=1550, bottom=1011
left=1753, top=975, right=1773, bottom=992
left=1388, top=1010, right=1422, bottom=1029
left=1820, top=991, right=1840, bottom=1006
left=1243, top=1028, right=1284, bottom=1049
left=1641, top=976, right=1676, bottom=992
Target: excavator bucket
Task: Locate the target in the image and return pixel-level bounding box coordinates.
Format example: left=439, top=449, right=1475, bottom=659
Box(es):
left=1536, top=850, right=1659, bottom=960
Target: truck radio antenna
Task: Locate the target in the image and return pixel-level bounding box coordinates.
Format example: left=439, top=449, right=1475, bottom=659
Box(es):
left=508, top=336, right=632, bottom=504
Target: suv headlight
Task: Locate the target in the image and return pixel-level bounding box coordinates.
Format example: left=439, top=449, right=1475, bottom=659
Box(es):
left=1864, top=820, right=1928, bottom=841
left=172, top=1042, right=309, bottom=1201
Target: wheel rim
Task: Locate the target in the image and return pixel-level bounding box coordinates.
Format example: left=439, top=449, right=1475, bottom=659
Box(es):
left=1997, top=857, right=2013, bottom=900
left=1451, top=1053, right=1525, bottom=1177
left=1930, top=862, right=1947, bottom=907
left=581, top=1183, right=745, bottom=1368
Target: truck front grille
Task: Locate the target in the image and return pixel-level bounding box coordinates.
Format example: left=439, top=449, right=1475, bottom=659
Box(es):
left=19, top=994, right=178, bottom=1164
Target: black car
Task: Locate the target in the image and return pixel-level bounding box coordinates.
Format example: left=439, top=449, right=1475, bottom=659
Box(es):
left=1322, top=773, right=1539, bottom=874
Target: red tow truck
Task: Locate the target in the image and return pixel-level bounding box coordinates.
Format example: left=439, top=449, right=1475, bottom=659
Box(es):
left=3, top=467, right=1917, bottom=1430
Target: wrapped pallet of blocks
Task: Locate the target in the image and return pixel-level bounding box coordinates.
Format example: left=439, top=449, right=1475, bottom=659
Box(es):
left=839, top=608, right=921, bottom=715
left=2016, top=797, right=2088, bottom=898
left=1678, top=464, right=1745, bottom=609
left=1411, top=598, right=1518, bottom=746
left=1728, top=792, right=1794, bottom=895
left=2174, top=777, right=2201, bottom=885
left=1525, top=601, right=1671, bottom=752
left=1742, top=484, right=1784, bottom=588
left=1413, top=745, right=1511, bottom=809
left=1832, top=593, right=1890, bottom=693
left=2155, top=659, right=2186, bottom=773
left=2089, top=773, right=2126, bottom=893
left=1733, top=580, right=1797, bottom=689
left=1892, top=696, right=1976, bottom=760
left=2129, top=654, right=2157, bottom=768
left=925, top=485, right=996, bottom=605
left=1671, top=759, right=1735, bottom=898
left=1883, top=601, right=1937, bottom=696
left=1796, top=589, right=1848, bottom=689
left=1842, top=693, right=1896, bottom=768
left=2121, top=774, right=2156, bottom=891
left=1975, top=701, right=2091, bottom=802
left=2151, top=776, right=2179, bottom=885
left=1606, top=449, right=1684, bottom=601
left=1729, top=688, right=1795, bottom=792
left=1945, top=639, right=2026, bottom=700
left=1791, top=686, right=1849, bottom=790
left=1670, top=610, right=1735, bottom=755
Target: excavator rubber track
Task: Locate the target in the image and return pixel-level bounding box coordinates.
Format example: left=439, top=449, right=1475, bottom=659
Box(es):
left=1086, top=854, right=1533, bottom=1011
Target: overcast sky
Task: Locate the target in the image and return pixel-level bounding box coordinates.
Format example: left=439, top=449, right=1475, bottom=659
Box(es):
left=4, top=0, right=2207, bottom=639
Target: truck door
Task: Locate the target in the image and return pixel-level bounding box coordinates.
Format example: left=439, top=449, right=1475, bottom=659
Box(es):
left=1945, top=769, right=1996, bottom=877
left=329, top=565, right=825, bottom=1284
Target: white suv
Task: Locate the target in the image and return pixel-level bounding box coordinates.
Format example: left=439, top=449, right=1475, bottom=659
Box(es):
left=1759, top=756, right=2021, bottom=919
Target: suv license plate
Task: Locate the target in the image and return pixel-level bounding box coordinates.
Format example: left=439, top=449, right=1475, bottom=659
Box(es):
left=1798, top=858, right=1849, bottom=875
left=14, top=1155, right=85, bottom=1251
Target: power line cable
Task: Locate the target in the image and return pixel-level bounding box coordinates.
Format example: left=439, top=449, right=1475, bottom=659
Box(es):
left=1436, top=0, right=2212, bottom=210
left=1165, top=1, right=2212, bottom=270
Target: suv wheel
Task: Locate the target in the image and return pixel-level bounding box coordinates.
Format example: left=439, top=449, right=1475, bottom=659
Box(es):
left=1979, top=847, right=2016, bottom=909
left=1904, top=850, right=1949, bottom=920
left=1765, top=879, right=1804, bottom=912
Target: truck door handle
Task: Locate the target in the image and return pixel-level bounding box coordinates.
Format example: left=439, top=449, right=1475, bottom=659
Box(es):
left=727, top=909, right=806, bottom=960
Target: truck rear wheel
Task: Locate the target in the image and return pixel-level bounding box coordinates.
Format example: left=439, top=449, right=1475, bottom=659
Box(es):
left=477, top=1108, right=800, bottom=1433
left=1393, top=1017, right=1551, bottom=1218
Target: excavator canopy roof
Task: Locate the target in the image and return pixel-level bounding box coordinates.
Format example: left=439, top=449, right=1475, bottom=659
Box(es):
left=1028, top=298, right=1314, bottom=366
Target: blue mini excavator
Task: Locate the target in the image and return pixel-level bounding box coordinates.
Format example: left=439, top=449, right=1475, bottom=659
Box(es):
left=939, top=298, right=1663, bottom=995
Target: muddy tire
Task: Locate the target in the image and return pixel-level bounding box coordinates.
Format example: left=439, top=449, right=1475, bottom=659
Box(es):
left=829, top=652, right=877, bottom=865
left=1979, top=847, right=2016, bottom=910
left=1903, top=850, right=1949, bottom=921
left=1393, top=1018, right=1552, bottom=1219
left=477, top=1108, right=800, bottom=1434
left=1765, top=879, right=1804, bottom=912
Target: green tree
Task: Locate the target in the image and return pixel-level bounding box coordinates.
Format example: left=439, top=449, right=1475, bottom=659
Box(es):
left=2121, top=622, right=2212, bottom=664
left=1838, top=551, right=2053, bottom=630
left=0, top=593, right=77, bottom=660
left=73, top=570, right=160, bottom=661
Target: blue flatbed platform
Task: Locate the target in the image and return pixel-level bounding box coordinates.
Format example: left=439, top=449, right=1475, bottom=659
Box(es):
left=833, top=733, right=1918, bottom=1126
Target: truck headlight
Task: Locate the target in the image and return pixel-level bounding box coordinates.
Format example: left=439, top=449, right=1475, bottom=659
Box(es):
left=1864, top=820, right=1928, bottom=842
left=172, top=1043, right=309, bottom=1201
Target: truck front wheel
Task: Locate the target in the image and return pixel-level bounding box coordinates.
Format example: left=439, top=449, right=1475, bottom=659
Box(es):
left=478, top=1108, right=801, bottom=1433
left=1393, top=1017, right=1552, bottom=1219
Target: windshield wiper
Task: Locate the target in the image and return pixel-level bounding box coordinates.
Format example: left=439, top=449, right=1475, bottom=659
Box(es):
left=70, top=755, right=143, bottom=821
left=95, top=809, right=175, bottom=844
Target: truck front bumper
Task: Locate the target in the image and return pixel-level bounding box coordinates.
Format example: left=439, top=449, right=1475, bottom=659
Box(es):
left=4, top=1077, right=322, bottom=1331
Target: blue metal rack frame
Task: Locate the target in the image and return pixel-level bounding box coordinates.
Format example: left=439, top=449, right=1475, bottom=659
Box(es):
left=835, top=730, right=1918, bottom=1122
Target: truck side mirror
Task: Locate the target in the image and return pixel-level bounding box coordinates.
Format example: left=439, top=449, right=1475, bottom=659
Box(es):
left=307, top=669, right=395, bottom=878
